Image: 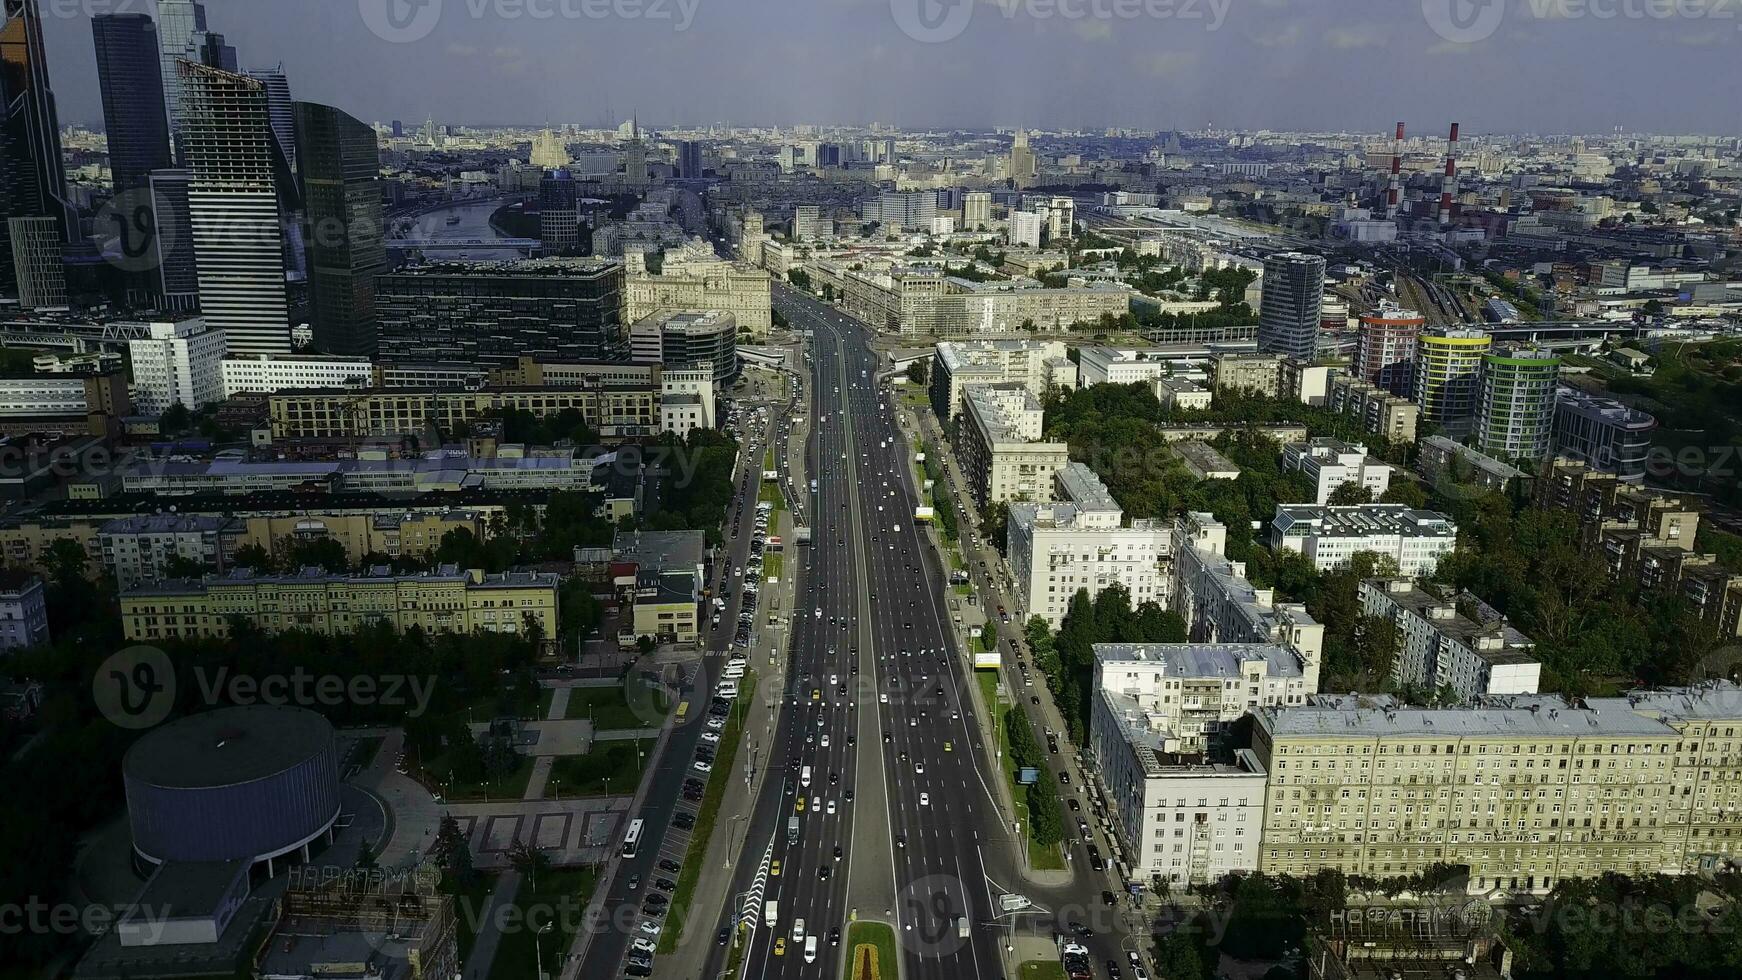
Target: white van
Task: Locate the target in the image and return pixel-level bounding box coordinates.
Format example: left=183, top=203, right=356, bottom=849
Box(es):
left=800, top=765, right=812, bottom=788
left=804, top=936, right=818, bottom=963
left=722, top=663, right=746, bottom=681
left=718, top=680, right=740, bottom=698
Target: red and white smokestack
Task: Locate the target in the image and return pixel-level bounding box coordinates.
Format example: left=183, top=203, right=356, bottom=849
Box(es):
left=1439, top=122, right=1461, bottom=227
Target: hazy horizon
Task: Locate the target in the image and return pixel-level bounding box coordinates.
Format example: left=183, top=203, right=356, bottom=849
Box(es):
left=34, top=0, right=1742, bottom=136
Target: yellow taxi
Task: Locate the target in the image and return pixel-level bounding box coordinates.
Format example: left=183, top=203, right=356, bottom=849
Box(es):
left=770, top=860, right=782, bottom=877
left=811, top=689, right=821, bottom=702
left=774, top=938, right=787, bottom=957
left=944, top=741, right=953, bottom=753
left=796, top=797, right=806, bottom=812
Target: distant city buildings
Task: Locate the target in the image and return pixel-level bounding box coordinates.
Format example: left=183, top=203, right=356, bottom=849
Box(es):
left=1551, top=388, right=1657, bottom=483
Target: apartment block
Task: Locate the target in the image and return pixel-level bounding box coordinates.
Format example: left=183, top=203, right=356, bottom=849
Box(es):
left=268, top=383, right=661, bottom=441
left=1551, top=389, right=1657, bottom=484
left=1360, top=578, right=1541, bottom=699
left=1170, top=513, right=1324, bottom=693
left=1252, top=684, right=1742, bottom=892
left=1270, top=504, right=1459, bottom=577
left=1077, top=347, right=1172, bottom=388
left=1417, top=436, right=1527, bottom=494
left=1326, top=376, right=1420, bottom=444
left=1209, top=352, right=1285, bottom=398
left=1007, top=464, right=1170, bottom=626
left=120, top=565, right=560, bottom=643
left=98, top=514, right=243, bottom=590
left=956, top=384, right=1071, bottom=508
left=1281, top=438, right=1393, bottom=505
left=928, top=339, right=1068, bottom=423
left=0, top=571, right=49, bottom=652
left=221, top=354, right=374, bottom=397
left=1092, top=682, right=1268, bottom=884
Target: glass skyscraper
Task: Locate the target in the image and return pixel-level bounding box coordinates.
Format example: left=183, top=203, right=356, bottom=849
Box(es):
left=92, top=14, right=172, bottom=195
left=1, top=0, right=75, bottom=296
left=295, top=101, right=384, bottom=357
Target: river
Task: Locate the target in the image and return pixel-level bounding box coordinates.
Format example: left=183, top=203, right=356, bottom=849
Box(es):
left=390, top=198, right=525, bottom=263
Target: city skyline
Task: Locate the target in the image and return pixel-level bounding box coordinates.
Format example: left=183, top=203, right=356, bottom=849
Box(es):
left=29, top=0, right=1742, bottom=135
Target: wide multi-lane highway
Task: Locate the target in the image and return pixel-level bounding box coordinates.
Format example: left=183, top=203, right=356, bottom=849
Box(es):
left=697, top=284, right=1022, bottom=980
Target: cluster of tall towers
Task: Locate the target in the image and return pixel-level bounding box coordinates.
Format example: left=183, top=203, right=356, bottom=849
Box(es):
left=0, top=0, right=385, bottom=356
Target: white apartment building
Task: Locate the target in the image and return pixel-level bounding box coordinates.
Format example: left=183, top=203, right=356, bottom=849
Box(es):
left=624, top=245, right=773, bottom=330
left=1280, top=438, right=1393, bottom=505
left=1154, top=377, right=1212, bottom=411
left=98, top=514, right=241, bottom=590
left=126, top=318, right=228, bottom=414
left=1269, top=504, right=1458, bottom=577
left=1095, top=643, right=1312, bottom=751
left=1007, top=464, right=1170, bottom=626
left=1077, top=346, right=1173, bottom=388
left=220, top=354, right=374, bottom=398
left=1092, top=685, right=1267, bottom=884
left=658, top=364, right=717, bottom=430
left=1010, top=210, right=1044, bottom=248
left=956, top=384, right=1071, bottom=508
left=929, top=339, right=1069, bottom=423
left=0, top=572, right=49, bottom=651
left=1170, top=513, right=1324, bottom=693
left=1360, top=578, right=1541, bottom=699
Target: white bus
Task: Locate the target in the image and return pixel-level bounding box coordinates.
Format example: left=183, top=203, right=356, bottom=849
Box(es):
left=621, top=818, right=644, bottom=858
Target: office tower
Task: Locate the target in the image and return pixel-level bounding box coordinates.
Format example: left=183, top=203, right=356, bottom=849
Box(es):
left=678, top=140, right=702, bottom=179
left=1257, top=252, right=1327, bottom=361
left=963, top=191, right=992, bottom=228
left=147, top=168, right=199, bottom=312
left=92, top=14, right=172, bottom=195
left=1008, top=129, right=1037, bottom=187
left=7, top=215, right=66, bottom=307
left=1353, top=306, right=1426, bottom=397
left=295, top=102, right=384, bottom=357
left=539, top=169, right=581, bottom=253
left=1413, top=326, right=1493, bottom=439
left=247, top=65, right=302, bottom=282
left=178, top=60, right=292, bottom=355
left=374, top=260, right=625, bottom=366
left=155, top=0, right=219, bottom=160
left=1, top=0, right=76, bottom=298
left=1475, top=348, right=1561, bottom=463
left=390, top=120, right=403, bottom=139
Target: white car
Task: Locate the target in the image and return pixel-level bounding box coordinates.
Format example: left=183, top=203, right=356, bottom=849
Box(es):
left=632, top=938, right=657, bottom=955
left=639, top=921, right=662, bottom=937
left=693, top=760, right=712, bottom=773
left=811, top=796, right=821, bottom=810
left=919, top=793, right=930, bottom=807
left=827, top=799, right=836, bottom=815
left=706, top=716, right=726, bottom=730
left=879, top=694, right=888, bottom=704
left=820, top=735, right=830, bottom=747
left=915, top=763, right=924, bottom=775
left=701, top=731, right=721, bottom=744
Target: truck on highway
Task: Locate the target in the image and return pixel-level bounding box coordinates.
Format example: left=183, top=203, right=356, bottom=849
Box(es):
left=788, top=815, right=800, bottom=843
left=764, top=901, right=778, bottom=928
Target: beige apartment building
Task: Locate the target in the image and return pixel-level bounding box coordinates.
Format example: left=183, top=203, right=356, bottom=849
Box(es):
left=1252, top=685, right=1742, bottom=892
left=120, top=566, right=559, bottom=643
left=955, top=384, right=1071, bottom=508
left=623, top=248, right=772, bottom=330
left=268, top=385, right=660, bottom=440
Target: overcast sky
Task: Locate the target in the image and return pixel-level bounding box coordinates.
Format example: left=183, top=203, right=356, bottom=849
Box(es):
left=37, top=0, right=1742, bottom=135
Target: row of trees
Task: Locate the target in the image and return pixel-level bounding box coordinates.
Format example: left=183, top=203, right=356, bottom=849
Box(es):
left=1002, top=707, right=1063, bottom=846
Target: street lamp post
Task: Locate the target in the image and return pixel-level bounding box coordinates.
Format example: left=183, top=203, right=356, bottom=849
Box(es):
left=533, top=921, right=553, bottom=980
